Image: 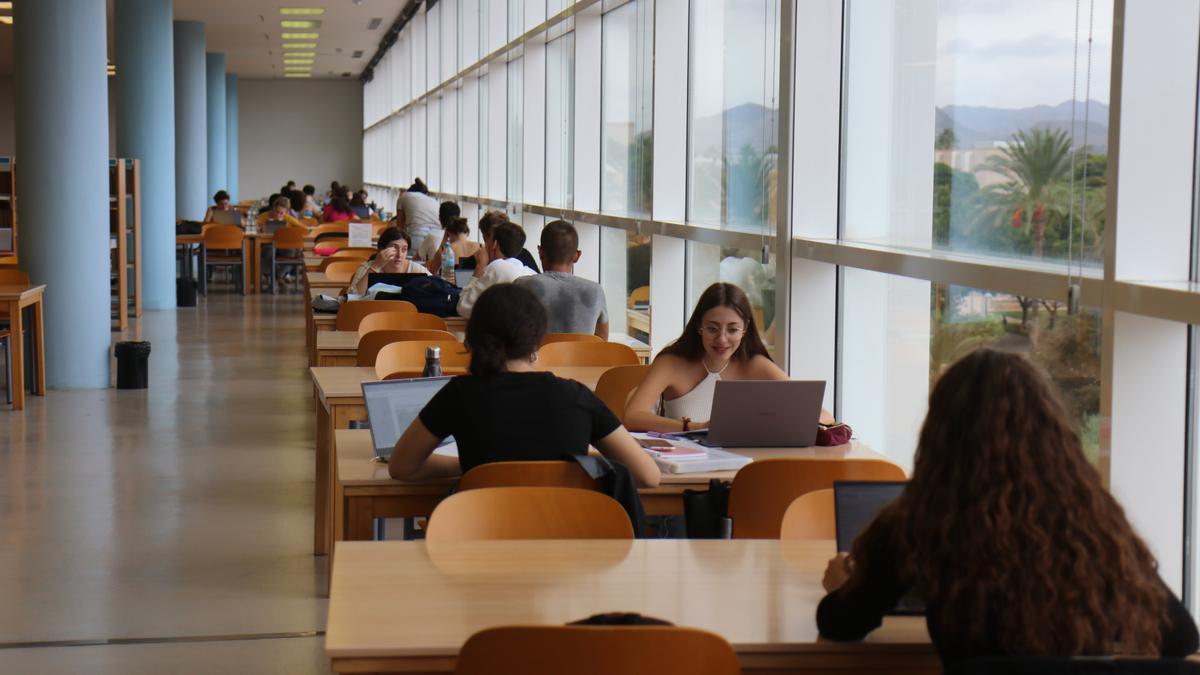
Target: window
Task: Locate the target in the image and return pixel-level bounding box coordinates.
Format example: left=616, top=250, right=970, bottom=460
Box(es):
left=687, top=242, right=776, bottom=357
left=601, top=227, right=652, bottom=344
left=546, top=32, right=575, bottom=208
left=507, top=55, right=524, bottom=202
left=687, top=0, right=780, bottom=233
left=600, top=0, right=654, bottom=217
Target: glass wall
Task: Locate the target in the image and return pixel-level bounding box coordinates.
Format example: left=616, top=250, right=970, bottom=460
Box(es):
left=546, top=32, right=575, bottom=208
left=687, top=242, right=776, bottom=356
left=600, top=0, right=654, bottom=217
left=601, top=227, right=652, bottom=344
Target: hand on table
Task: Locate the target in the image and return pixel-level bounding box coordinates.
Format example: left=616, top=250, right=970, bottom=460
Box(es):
left=822, top=553, right=852, bottom=592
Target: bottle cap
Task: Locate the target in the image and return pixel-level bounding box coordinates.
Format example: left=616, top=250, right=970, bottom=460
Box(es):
left=426, top=345, right=441, bottom=359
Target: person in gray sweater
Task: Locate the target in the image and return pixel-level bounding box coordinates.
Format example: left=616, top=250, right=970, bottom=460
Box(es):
left=515, top=220, right=609, bottom=340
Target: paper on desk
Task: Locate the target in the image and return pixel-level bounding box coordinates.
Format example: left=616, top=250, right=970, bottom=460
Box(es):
left=348, top=221, right=372, bottom=248
left=630, top=433, right=752, bottom=475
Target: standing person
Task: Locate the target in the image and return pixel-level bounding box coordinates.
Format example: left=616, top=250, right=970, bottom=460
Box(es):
left=474, top=210, right=540, bottom=273
left=816, top=348, right=1199, bottom=667
left=456, top=221, right=536, bottom=318
left=515, top=220, right=608, bottom=339
left=203, top=190, right=233, bottom=222
left=396, top=178, right=442, bottom=261
left=428, top=217, right=480, bottom=277
left=346, top=227, right=430, bottom=295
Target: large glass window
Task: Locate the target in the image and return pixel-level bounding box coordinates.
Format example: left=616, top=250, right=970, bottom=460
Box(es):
left=507, top=55, right=525, bottom=202
left=600, top=0, right=654, bottom=217
left=686, top=242, right=776, bottom=357
left=842, top=0, right=1112, bottom=265
left=601, top=227, right=653, bottom=344
left=687, top=0, right=781, bottom=233
left=546, top=32, right=575, bottom=208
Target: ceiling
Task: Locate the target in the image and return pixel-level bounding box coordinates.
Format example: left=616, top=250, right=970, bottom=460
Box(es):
left=0, top=0, right=406, bottom=79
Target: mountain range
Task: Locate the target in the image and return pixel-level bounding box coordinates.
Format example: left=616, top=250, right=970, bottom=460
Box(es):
left=937, top=100, right=1109, bottom=151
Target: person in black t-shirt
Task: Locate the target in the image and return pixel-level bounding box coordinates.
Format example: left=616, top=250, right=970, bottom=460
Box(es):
left=387, top=283, right=661, bottom=487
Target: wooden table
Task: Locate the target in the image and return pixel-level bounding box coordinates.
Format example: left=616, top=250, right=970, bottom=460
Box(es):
left=247, top=231, right=274, bottom=294
left=326, top=539, right=936, bottom=674
left=334, top=429, right=884, bottom=542
left=308, top=300, right=467, bottom=367
left=310, top=365, right=611, bottom=556
left=315, top=328, right=645, bottom=367
left=0, top=284, right=45, bottom=410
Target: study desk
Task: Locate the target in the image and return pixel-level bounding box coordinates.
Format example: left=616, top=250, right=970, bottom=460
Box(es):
left=326, top=539, right=936, bottom=674
left=334, top=429, right=883, bottom=542
left=0, top=283, right=45, bottom=410
left=310, top=365, right=611, bottom=555
left=314, top=328, right=644, bottom=367
left=175, top=233, right=202, bottom=287
left=176, top=233, right=252, bottom=294
left=246, top=232, right=274, bottom=294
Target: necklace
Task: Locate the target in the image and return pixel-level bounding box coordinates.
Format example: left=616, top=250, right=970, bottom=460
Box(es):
left=702, top=356, right=731, bottom=375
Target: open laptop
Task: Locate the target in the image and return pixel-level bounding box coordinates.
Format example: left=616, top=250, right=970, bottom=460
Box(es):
left=263, top=219, right=288, bottom=234
left=834, top=480, right=924, bottom=615
left=362, top=377, right=454, bottom=461
left=210, top=209, right=241, bottom=225
left=680, top=380, right=826, bottom=447
left=351, top=205, right=372, bottom=219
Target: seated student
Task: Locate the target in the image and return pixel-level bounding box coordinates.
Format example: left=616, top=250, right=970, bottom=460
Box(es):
left=388, top=283, right=661, bottom=488
left=301, top=184, right=320, bottom=215
left=624, top=282, right=832, bottom=433
left=349, top=191, right=373, bottom=219
left=347, top=227, right=430, bottom=296
left=474, top=210, right=540, bottom=273
left=515, top=220, right=608, bottom=340
left=456, top=221, right=536, bottom=318
left=258, top=193, right=279, bottom=215
left=428, top=217, right=480, bottom=277
left=203, top=190, right=233, bottom=222
left=255, top=195, right=307, bottom=229
left=816, top=348, right=1199, bottom=666
left=322, top=194, right=354, bottom=222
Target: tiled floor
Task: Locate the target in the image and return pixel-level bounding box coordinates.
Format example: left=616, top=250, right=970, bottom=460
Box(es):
left=0, top=293, right=330, bottom=673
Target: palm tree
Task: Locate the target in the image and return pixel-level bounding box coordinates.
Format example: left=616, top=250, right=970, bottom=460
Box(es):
left=976, top=128, right=1074, bottom=257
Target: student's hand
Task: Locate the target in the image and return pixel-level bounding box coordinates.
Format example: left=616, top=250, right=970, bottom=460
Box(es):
left=473, top=247, right=489, bottom=277
left=375, top=247, right=397, bottom=269
left=822, top=553, right=852, bottom=592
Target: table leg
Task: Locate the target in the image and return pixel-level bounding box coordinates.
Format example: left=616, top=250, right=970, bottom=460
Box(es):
left=8, top=299, right=23, bottom=410
left=242, top=240, right=251, bottom=295
left=31, top=298, right=44, bottom=395
left=314, top=401, right=331, bottom=555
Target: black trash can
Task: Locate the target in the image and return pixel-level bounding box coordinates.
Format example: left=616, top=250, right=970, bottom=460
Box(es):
left=177, top=278, right=197, bottom=307
left=114, top=341, right=151, bottom=389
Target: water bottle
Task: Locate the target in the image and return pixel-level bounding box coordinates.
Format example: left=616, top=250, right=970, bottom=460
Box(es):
left=440, top=239, right=457, bottom=285
left=422, top=345, right=443, bottom=378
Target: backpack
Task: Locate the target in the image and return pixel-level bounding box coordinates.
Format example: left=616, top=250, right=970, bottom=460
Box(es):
left=376, top=275, right=461, bottom=317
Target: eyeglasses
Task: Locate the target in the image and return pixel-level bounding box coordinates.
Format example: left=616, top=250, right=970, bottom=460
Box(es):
left=700, top=325, right=745, bottom=339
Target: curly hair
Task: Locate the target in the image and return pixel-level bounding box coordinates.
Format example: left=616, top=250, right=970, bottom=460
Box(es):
left=854, top=348, right=1167, bottom=655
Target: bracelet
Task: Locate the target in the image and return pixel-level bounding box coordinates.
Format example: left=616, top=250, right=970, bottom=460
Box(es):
left=681, top=417, right=691, bottom=432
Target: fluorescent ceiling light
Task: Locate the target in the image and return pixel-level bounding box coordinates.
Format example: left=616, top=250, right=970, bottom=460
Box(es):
left=280, top=7, right=324, bottom=15
left=283, top=43, right=317, bottom=50
left=284, top=59, right=314, bottom=65
left=280, top=20, right=321, bottom=29
left=0, top=16, right=12, bottom=25
left=281, top=32, right=319, bottom=39
left=283, top=52, right=315, bottom=58
left=0, top=2, right=12, bottom=9
left=284, top=73, right=312, bottom=78
left=285, top=66, right=313, bottom=71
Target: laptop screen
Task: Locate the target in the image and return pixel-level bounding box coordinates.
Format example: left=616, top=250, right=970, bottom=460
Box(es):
left=833, top=480, right=907, bottom=552
left=362, top=377, right=453, bottom=459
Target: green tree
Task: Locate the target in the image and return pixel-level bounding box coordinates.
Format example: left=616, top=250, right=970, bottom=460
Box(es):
left=976, top=128, right=1074, bottom=258
left=935, top=128, right=958, bottom=151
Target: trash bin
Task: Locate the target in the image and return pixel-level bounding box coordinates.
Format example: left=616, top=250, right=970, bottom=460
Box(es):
left=177, top=278, right=197, bottom=307
left=114, top=341, right=151, bottom=389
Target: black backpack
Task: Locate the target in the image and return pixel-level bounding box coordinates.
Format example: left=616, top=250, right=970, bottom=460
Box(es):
left=376, top=275, right=461, bottom=317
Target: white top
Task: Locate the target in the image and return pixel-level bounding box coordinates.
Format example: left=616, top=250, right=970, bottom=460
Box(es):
left=455, top=257, right=537, bottom=318
left=660, top=359, right=730, bottom=422
left=399, top=191, right=441, bottom=233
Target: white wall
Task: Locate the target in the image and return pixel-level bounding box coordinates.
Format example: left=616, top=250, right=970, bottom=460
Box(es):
left=237, top=78, right=363, bottom=200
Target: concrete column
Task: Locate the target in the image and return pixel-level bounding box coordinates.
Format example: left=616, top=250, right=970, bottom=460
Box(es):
left=13, top=0, right=111, bottom=388
left=225, top=74, right=239, bottom=202
left=206, top=53, right=227, bottom=197
left=173, top=21, right=206, bottom=220
left=116, top=0, right=176, bottom=310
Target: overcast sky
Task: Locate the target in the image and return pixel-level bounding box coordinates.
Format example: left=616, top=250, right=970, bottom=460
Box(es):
left=936, top=0, right=1113, bottom=109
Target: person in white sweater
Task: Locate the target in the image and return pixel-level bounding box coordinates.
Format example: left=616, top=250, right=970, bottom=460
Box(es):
left=456, top=221, right=536, bottom=318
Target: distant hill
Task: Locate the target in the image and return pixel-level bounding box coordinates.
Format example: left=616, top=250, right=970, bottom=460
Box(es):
left=938, top=100, right=1108, bottom=151
left=691, top=103, right=779, bottom=155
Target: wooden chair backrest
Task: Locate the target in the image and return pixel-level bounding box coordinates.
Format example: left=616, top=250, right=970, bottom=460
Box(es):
left=372, top=222, right=393, bottom=236
left=458, top=461, right=599, bottom=492
left=593, top=364, right=649, bottom=422
left=311, top=223, right=350, bottom=237
left=0, top=269, right=30, bottom=285
left=779, top=489, right=836, bottom=540
left=375, top=339, right=469, bottom=380
left=537, top=341, right=640, bottom=367
left=627, top=285, right=650, bottom=309
left=455, top=626, right=740, bottom=675
left=202, top=224, right=244, bottom=250
left=356, top=329, right=459, bottom=366
left=425, top=487, right=633, bottom=541
left=323, top=260, right=361, bottom=283
left=337, top=246, right=378, bottom=257
left=728, top=458, right=906, bottom=538
left=298, top=216, right=319, bottom=228
left=271, top=226, right=306, bottom=250
left=357, top=311, right=448, bottom=336
left=319, top=252, right=372, bottom=271
left=335, top=299, right=417, bottom=331
left=315, top=236, right=349, bottom=252
left=541, top=333, right=603, bottom=345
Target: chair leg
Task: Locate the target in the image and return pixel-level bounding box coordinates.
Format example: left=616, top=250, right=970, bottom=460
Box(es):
left=271, top=247, right=277, bottom=295
left=200, top=247, right=207, bottom=295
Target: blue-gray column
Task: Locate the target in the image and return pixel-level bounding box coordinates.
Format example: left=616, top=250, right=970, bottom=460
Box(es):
left=116, top=0, right=176, bottom=310
left=14, top=0, right=111, bottom=388
left=173, top=21, right=206, bottom=220
left=205, top=53, right=227, bottom=198
left=225, top=73, right=239, bottom=203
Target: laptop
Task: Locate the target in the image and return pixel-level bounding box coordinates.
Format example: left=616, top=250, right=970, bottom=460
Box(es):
left=351, top=205, right=372, bottom=219
left=834, top=480, right=924, bottom=615
left=211, top=209, right=241, bottom=225
left=368, top=272, right=428, bottom=288
left=264, top=219, right=288, bottom=234
left=680, top=380, right=826, bottom=447
left=362, top=377, right=454, bottom=461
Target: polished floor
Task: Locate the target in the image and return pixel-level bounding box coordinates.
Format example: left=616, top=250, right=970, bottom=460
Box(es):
left=0, top=293, right=330, bottom=673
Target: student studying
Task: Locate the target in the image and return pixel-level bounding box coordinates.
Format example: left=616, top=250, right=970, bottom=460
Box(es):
left=346, top=227, right=430, bottom=296
left=455, top=221, right=536, bottom=318
left=515, top=220, right=609, bottom=340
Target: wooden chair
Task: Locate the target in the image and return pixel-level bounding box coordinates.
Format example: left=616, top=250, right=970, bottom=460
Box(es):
left=200, top=224, right=246, bottom=295
left=375, top=340, right=468, bottom=379
left=358, top=311, right=449, bottom=336
left=372, top=222, right=393, bottom=237
left=593, top=364, right=649, bottom=422
left=319, top=251, right=373, bottom=271
left=269, top=226, right=306, bottom=294
left=323, top=260, right=361, bottom=284
left=627, top=285, right=650, bottom=309
left=779, top=489, right=835, bottom=540
left=314, top=236, right=349, bottom=253
left=0, top=269, right=30, bottom=284
left=298, top=216, right=318, bottom=228
left=311, top=223, right=349, bottom=238
left=541, top=333, right=603, bottom=345
left=339, top=246, right=378, bottom=257
left=728, top=459, right=906, bottom=538
left=537, top=341, right=640, bottom=367
left=356, top=329, right=460, bottom=366
left=335, top=299, right=417, bottom=331
left=425, top=487, right=633, bottom=541
left=458, top=461, right=599, bottom=492
left=455, top=625, right=741, bottom=675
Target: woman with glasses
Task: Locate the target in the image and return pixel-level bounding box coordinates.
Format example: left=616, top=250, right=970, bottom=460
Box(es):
left=624, top=283, right=832, bottom=433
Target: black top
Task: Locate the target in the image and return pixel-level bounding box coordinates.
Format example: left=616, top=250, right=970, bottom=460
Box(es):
left=418, top=372, right=620, bottom=474
left=816, top=523, right=1200, bottom=666
left=456, top=248, right=540, bottom=273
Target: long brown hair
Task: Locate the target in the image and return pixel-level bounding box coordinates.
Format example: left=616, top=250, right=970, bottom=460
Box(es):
left=854, top=348, right=1167, bottom=655
left=658, top=283, right=771, bottom=363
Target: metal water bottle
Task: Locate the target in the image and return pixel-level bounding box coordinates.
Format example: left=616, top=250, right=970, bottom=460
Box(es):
left=422, top=345, right=443, bottom=378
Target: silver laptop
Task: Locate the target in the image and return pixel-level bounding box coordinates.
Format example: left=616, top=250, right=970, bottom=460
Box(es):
left=211, top=209, right=241, bottom=225
left=362, top=377, right=453, bottom=461
left=683, top=380, right=826, bottom=447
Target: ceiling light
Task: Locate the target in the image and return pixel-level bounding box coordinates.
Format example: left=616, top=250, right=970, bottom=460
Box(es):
left=0, top=17, right=12, bottom=25
left=284, top=58, right=314, bottom=65
left=285, top=66, right=313, bottom=71
left=285, top=73, right=312, bottom=78
left=280, top=20, right=321, bottom=29
left=281, top=32, right=319, bottom=39
left=0, top=2, right=12, bottom=9
left=284, top=51, right=315, bottom=58
left=280, top=8, right=324, bottom=15
left=283, top=43, right=317, bottom=50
